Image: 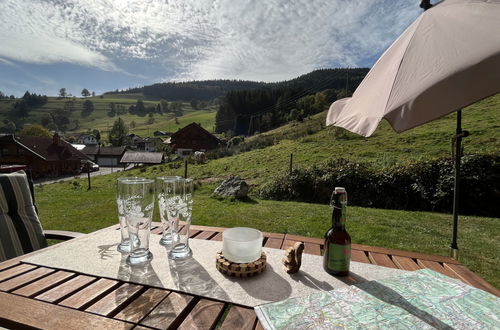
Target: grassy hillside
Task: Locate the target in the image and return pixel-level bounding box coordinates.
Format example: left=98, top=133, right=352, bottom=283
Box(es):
left=34, top=93, right=500, bottom=288
left=0, top=93, right=217, bottom=139
left=167, top=94, right=500, bottom=186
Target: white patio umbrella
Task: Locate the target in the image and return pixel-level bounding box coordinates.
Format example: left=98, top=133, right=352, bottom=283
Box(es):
left=326, top=0, right=500, bottom=258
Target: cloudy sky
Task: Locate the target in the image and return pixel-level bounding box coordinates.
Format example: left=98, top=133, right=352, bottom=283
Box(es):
left=0, top=0, right=421, bottom=97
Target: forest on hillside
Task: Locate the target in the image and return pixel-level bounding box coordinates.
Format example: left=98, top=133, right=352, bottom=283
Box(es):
left=214, top=68, right=368, bottom=136
left=105, top=68, right=368, bottom=103
left=108, top=68, right=369, bottom=136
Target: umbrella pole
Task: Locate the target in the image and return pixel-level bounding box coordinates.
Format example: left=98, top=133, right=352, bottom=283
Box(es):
left=450, top=110, right=468, bottom=259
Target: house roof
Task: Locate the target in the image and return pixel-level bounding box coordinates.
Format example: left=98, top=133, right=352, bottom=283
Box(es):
left=170, top=122, right=220, bottom=143
left=120, top=151, right=164, bottom=164
left=130, top=136, right=163, bottom=144
left=0, top=134, right=90, bottom=162
left=82, top=146, right=126, bottom=156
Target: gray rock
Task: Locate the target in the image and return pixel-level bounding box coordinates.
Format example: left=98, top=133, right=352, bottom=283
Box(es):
left=214, top=176, right=249, bottom=198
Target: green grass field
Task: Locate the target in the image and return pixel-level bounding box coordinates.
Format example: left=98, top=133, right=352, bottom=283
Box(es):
left=0, top=93, right=217, bottom=139
left=36, top=173, right=499, bottom=288
left=34, top=93, right=500, bottom=288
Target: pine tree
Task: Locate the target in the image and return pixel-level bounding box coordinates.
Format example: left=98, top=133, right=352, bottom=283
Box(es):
left=108, top=117, right=129, bottom=146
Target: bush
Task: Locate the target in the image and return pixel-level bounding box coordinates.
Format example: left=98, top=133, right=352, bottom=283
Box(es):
left=259, top=154, right=499, bottom=217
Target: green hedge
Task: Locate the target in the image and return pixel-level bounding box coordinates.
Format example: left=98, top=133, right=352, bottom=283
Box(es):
left=258, top=154, right=500, bottom=217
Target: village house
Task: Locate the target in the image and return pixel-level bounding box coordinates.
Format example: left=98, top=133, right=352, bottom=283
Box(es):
left=76, top=134, right=99, bottom=146
left=0, top=133, right=89, bottom=178
left=168, top=122, right=221, bottom=156
left=82, top=146, right=127, bottom=167
left=127, top=134, right=163, bottom=152
left=153, top=130, right=171, bottom=137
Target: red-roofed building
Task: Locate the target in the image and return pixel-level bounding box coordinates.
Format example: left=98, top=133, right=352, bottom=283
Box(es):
left=0, top=134, right=90, bottom=178
left=168, top=122, right=221, bottom=156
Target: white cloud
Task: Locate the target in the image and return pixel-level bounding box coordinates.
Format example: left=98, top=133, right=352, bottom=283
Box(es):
left=0, top=57, right=15, bottom=65
left=0, top=1, right=117, bottom=71
left=0, top=0, right=420, bottom=81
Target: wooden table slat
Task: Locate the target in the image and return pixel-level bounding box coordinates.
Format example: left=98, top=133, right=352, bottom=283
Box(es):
left=443, top=263, right=500, bottom=296
left=36, top=274, right=96, bottom=303
left=189, top=230, right=202, bottom=238
left=255, top=320, right=265, bottom=330
left=220, top=305, right=257, bottom=330
left=190, top=225, right=226, bottom=233
left=352, top=243, right=460, bottom=265
left=151, top=226, right=164, bottom=235
left=140, top=292, right=195, bottom=330
left=114, top=288, right=170, bottom=323
left=0, top=292, right=132, bottom=330
left=193, top=231, right=216, bottom=241
left=12, top=270, right=75, bottom=297
left=392, top=255, right=421, bottom=271
left=0, top=259, right=20, bottom=272
left=59, top=278, right=120, bottom=309
left=303, top=242, right=321, bottom=256
left=264, top=237, right=283, bottom=249
left=0, top=267, right=54, bottom=292
left=368, top=252, right=398, bottom=269
left=210, top=232, right=223, bottom=241
left=177, top=298, right=225, bottom=330
left=283, top=234, right=323, bottom=245
left=350, top=249, right=371, bottom=264
left=417, top=259, right=459, bottom=279
left=86, top=282, right=144, bottom=317
left=0, top=263, right=37, bottom=282
left=262, top=232, right=285, bottom=240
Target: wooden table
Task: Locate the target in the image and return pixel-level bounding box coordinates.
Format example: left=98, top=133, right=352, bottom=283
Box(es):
left=0, top=223, right=498, bottom=329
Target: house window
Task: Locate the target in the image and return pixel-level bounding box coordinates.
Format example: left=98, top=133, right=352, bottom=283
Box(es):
left=1, top=148, right=9, bottom=156
left=17, top=149, right=24, bottom=156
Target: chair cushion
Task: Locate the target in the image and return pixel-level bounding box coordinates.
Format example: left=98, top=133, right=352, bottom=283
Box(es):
left=0, top=171, right=47, bottom=261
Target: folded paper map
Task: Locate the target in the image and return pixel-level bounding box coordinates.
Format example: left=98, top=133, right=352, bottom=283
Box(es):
left=255, top=269, right=499, bottom=329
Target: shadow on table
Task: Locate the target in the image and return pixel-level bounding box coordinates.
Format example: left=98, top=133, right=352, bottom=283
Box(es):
left=338, top=272, right=453, bottom=330
left=115, top=254, right=163, bottom=288
left=289, top=270, right=334, bottom=291
left=97, top=243, right=120, bottom=260
left=167, top=248, right=230, bottom=302
left=228, top=263, right=293, bottom=302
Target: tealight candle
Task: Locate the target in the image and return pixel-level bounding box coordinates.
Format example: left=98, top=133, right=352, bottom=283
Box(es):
left=222, top=227, right=263, bottom=263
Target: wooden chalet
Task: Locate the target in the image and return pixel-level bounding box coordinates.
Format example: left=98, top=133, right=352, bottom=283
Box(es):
left=82, top=146, right=126, bottom=167
left=0, top=134, right=89, bottom=178
left=169, top=122, right=220, bottom=156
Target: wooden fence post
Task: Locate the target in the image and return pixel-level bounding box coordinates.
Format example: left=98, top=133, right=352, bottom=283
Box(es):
left=87, top=165, right=91, bottom=190
left=184, top=159, right=188, bottom=178
left=289, top=153, right=293, bottom=174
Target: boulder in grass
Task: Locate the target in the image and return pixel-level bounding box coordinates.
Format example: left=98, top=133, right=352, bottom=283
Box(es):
left=214, top=176, right=249, bottom=198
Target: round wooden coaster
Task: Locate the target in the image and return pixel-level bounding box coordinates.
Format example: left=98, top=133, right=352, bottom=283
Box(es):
left=216, top=251, right=267, bottom=278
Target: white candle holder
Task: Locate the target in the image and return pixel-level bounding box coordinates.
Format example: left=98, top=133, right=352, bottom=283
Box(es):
left=222, top=227, right=263, bottom=263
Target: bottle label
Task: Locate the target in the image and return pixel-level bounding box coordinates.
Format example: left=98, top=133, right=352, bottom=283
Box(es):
left=327, top=244, right=350, bottom=271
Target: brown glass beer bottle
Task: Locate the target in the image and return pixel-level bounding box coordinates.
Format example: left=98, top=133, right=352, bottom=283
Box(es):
left=323, top=187, right=351, bottom=276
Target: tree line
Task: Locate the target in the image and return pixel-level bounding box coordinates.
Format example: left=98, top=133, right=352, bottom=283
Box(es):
left=214, top=69, right=368, bottom=136
left=104, top=68, right=368, bottom=103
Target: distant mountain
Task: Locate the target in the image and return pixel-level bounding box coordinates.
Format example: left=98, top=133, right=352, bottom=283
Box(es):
left=105, top=68, right=369, bottom=101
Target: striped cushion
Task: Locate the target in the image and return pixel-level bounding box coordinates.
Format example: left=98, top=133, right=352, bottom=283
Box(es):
left=0, top=171, right=47, bottom=261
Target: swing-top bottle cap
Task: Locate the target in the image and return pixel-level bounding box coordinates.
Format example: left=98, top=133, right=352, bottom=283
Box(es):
left=334, top=187, right=346, bottom=194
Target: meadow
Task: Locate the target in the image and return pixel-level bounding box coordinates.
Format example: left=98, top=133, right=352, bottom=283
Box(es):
left=35, top=93, right=500, bottom=288
left=0, top=94, right=217, bottom=139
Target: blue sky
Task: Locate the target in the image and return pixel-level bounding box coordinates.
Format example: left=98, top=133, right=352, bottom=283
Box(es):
left=0, top=0, right=420, bottom=97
